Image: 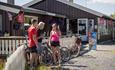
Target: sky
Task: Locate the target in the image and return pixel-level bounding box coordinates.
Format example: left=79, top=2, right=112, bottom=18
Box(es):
left=0, top=0, right=115, bottom=16
left=74, top=0, right=115, bottom=16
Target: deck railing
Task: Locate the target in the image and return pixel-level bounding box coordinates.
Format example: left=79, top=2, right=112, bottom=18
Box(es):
left=0, top=35, right=75, bottom=56
left=0, top=36, right=26, bottom=55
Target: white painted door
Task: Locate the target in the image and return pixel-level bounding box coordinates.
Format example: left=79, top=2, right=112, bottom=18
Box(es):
left=78, top=19, right=88, bottom=41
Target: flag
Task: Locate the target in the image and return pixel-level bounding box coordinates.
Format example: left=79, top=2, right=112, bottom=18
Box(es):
left=7, top=11, right=13, bottom=21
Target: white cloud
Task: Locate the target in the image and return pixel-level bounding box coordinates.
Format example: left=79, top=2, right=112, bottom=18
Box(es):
left=88, top=0, right=115, bottom=4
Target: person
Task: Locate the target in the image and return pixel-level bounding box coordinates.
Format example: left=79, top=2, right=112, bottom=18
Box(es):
left=74, top=36, right=82, bottom=55
left=28, top=19, right=38, bottom=70
left=36, top=22, right=45, bottom=64
left=89, top=35, right=95, bottom=50
left=49, top=23, right=61, bottom=65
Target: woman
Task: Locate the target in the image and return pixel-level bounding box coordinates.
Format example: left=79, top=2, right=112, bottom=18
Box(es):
left=49, top=23, right=61, bottom=65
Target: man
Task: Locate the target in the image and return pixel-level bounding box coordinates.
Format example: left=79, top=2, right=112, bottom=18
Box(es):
left=36, top=22, right=45, bottom=64
left=28, top=19, right=38, bottom=69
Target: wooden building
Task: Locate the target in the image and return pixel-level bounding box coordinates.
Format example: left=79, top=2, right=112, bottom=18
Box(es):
left=23, top=0, right=115, bottom=42
left=0, top=0, right=115, bottom=42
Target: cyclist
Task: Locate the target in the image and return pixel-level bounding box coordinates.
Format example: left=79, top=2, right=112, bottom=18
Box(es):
left=49, top=23, right=61, bottom=65
left=28, top=19, right=38, bottom=70
left=36, top=21, right=45, bottom=64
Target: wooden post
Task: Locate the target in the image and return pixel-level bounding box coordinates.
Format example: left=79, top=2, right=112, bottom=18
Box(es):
left=66, top=18, right=69, bottom=35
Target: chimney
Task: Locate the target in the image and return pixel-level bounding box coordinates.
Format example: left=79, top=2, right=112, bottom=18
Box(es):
left=7, top=0, right=14, bottom=4
left=67, top=0, right=73, bottom=3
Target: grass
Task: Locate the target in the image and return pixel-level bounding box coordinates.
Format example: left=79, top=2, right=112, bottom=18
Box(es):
left=0, top=61, right=59, bottom=70
left=25, top=64, right=51, bottom=70
left=0, top=63, right=4, bottom=70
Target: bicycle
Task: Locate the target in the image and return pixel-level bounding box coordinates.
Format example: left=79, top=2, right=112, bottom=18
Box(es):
left=69, top=36, right=82, bottom=57
left=41, top=41, right=70, bottom=64
left=41, top=42, right=53, bottom=65
left=59, top=46, right=70, bottom=63
left=70, top=45, right=81, bottom=57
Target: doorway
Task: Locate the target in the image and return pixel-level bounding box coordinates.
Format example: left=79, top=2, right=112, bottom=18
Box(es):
left=78, top=19, right=88, bottom=41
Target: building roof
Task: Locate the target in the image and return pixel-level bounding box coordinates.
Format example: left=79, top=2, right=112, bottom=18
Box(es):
left=0, top=1, right=66, bottom=18
left=23, top=0, right=115, bottom=20
left=23, top=0, right=104, bottom=17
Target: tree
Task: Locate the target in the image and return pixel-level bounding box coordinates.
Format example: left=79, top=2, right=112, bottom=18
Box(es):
left=111, top=13, right=115, bottom=19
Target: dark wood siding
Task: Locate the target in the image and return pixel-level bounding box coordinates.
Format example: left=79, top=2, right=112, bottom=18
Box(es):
left=0, top=10, right=15, bottom=36
left=30, top=0, right=98, bottom=19
left=0, top=10, right=5, bottom=34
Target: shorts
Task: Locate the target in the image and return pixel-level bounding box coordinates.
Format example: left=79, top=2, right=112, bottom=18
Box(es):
left=36, top=43, right=43, bottom=55
left=51, top=41, right=60, bottom=47
left=28, top=46, right=37, bottom=53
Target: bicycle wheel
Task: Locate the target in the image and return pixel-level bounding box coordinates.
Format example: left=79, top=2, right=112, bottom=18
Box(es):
left=42, top=47, right=53, bottom=65
left=60, top=47, right=70, bottom=62
left=72, top=46, right=80, bottom=57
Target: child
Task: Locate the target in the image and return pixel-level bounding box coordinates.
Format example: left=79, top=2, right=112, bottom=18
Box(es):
left=89, top=37, right=95, bottom=50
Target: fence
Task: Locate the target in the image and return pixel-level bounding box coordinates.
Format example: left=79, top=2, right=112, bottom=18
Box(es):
left=3, top=36, right=75, bottom=70
left=0, top=36, right=75, bottom=56
left=4, top=45, right=26, bottom=70
left=0, top=36, right=26, bottom=56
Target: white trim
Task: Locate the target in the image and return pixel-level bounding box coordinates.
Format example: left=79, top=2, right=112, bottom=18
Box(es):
left=66, top=18, right=69, bottom=33
left=88, top=19, right=94, bottom=32
left=0, top=5, right=19, bottom=13
left=78, top=18, right=88, bottom=35
left=0, top=4, right=66, bottom=18
left=23, top=0, right=42, bottom=7
left=23, top=7, right=46, bottom=15
left=23, top=7, right=66, bottom=18
left=46, top=12, right=56, bottom=16
left=77, top=18, right=88, bottom=41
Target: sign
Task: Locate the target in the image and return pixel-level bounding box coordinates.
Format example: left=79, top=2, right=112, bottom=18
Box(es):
left=98, top=17, right=104, bottom=24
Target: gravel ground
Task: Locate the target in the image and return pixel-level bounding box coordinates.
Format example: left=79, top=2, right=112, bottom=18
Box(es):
left=61, top=41, right=115, bottom=70
left=1, top=37, right=115, bottom=70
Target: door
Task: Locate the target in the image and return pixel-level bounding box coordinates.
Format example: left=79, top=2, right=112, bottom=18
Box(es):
left=78, top=19, right=88, bottom=41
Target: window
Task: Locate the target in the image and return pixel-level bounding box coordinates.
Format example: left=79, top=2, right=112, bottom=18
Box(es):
left=98, top=18, right=111, bottom=35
